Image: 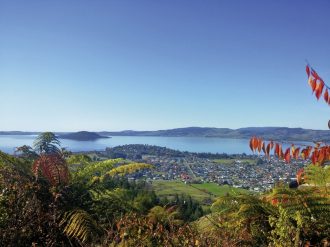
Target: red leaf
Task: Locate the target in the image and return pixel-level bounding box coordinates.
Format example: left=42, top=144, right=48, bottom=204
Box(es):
left=318, top=147, right=327, bottom=164
left=253, top=137, right=259, bottom=151
left=284, top=148, right=291, bottom=163
left=250, top=136, right=260, bottom=153
left=266, top=143, right=271, bottom=159
left=271, top=198, right=278, bottom=205
left=257, top=138, right=263, bottom=153
left=306, top=65, right=310, bottom=78
left=278, top=145, right=283, bottom=159
left=293, top=147, right=300, bottom=159
left=301, top=146, right=312, bottom=159
left=324, top=89, right=329, bottom=103
left=315, top=80, right=324, bottom=100
left=311, top=148, right=319, bottom=165
left=249, top=137, right=254, bottom=152
left=296, top=168, right=304, bottom=185
left=308, top=77, right=317, bottom=93
left=311, top=69, right=319, bottom=79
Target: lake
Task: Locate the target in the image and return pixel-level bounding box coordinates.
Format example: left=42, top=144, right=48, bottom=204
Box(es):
left=0, top=135, right=254, bottom=154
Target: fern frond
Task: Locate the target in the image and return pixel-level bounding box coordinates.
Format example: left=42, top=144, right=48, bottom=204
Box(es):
left=102, top=163, right=153, bottom=179
left=32, top=154, right=69, bottom=186
left=89, top=188, right=134, bottom=217
left=305, top=165, right=330, bottom=188
left=60, top=209, right=102, bottom=244
left=72, top=158, right=124, bottom=182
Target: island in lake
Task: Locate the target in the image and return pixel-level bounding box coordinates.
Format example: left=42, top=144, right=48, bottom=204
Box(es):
left=59, top=131, right=110, bottom=141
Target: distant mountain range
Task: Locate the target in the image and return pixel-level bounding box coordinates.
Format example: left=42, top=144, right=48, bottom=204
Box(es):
left=100, top=127, right=330, bottom=142
left=1, top=127, right=330, bottom=142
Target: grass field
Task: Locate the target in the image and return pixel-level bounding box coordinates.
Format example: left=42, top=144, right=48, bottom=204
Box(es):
left=151, top=180, right=248, bottom=205
left=191, top=183, right=247, bottom=196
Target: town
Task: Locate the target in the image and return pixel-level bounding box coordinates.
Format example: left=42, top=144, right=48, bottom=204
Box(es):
left=102, top=144, right=308, bottom=192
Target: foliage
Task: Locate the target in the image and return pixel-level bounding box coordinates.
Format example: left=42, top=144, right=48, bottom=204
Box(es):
left=104, top=213, right=221, bottom=247
left=0, top=133, right=160, bottom=246
left=249, top=136, right=330, bottom=166
left=306, top=64, right=330, bottom=105
left=0, top=163, right=70, bottom=246
left=211, top=193, right=277, bottom=246
left=69, top=158, right=124, bottom=183
left=0, top=150, right=32, bottom=174
left=266, top=185, right=330, bottom=246
left=32, top=154, right=69, bottom=186
left=304, top=165, right=330, bottom=190
left=171, top=194, right=204, bottom=222
left=33, top=132, right=61, bottom=155
left=102, top=162, right=153, bottom=178
left=66, top=154, right=92, bottom=166
left=14, top=145, right=39, bottom=159
left=60, top=209, right=103, bottom=244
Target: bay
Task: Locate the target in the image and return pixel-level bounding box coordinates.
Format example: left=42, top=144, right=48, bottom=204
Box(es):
left=0, top=135, right=254, bottom=154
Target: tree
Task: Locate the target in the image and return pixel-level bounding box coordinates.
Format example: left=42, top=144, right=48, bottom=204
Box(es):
left=33, top=132, right=61, bottom=155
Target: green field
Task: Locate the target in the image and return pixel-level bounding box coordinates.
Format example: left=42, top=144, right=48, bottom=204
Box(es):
left=191, top=183, right=247, bottom=196
left=151, top=180, right=248, bottom=205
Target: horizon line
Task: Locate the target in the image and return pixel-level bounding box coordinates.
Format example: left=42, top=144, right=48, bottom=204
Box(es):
left=0, top=126, right=329, bottom=133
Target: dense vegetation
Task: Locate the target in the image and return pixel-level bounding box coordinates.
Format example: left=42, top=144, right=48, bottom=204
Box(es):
left=0, top=131, right=329, bottom=246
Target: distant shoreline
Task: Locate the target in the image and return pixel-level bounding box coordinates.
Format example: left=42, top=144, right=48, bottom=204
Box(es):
left=1, top=126, right=329, bottom=142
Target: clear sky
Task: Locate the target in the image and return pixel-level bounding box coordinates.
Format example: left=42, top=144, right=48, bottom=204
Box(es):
left=1, top=0, right=330, bottom=131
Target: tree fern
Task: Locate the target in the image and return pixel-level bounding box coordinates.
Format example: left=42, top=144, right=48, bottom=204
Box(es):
left=89, top=188, right=134, bottom=223
left=32, top=154, right=69, bottom=186
left=33, top=132, right=61, bottom=155
left=268, top=186, right=330, bottom=245
left=102, top=162, right=153, bottom=179
left=71, top=158, right=124, bottom=182
left=304, top=165, right=330, bottom=191
left=60, top=209, right=103, bottom=244
left=211, top=193, right=277, bottom=246
left=71, top=159, right=153, bottom=185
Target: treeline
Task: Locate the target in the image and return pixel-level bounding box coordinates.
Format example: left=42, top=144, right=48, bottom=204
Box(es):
left=105, top=144, right=186, bottom=159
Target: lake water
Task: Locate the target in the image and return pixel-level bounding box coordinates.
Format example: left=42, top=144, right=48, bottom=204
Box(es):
left=0, top=135, right=254, bottom=154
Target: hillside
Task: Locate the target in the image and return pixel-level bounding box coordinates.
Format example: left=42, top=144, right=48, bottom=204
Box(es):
left=100, top=126, right=330, bottom=142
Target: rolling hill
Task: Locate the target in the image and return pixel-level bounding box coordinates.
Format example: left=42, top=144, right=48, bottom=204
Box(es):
left=100, top=127, right=330, bottom=142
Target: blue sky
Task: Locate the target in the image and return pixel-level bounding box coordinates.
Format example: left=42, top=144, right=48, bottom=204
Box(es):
left=0, top=0, right=330, bottom=131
